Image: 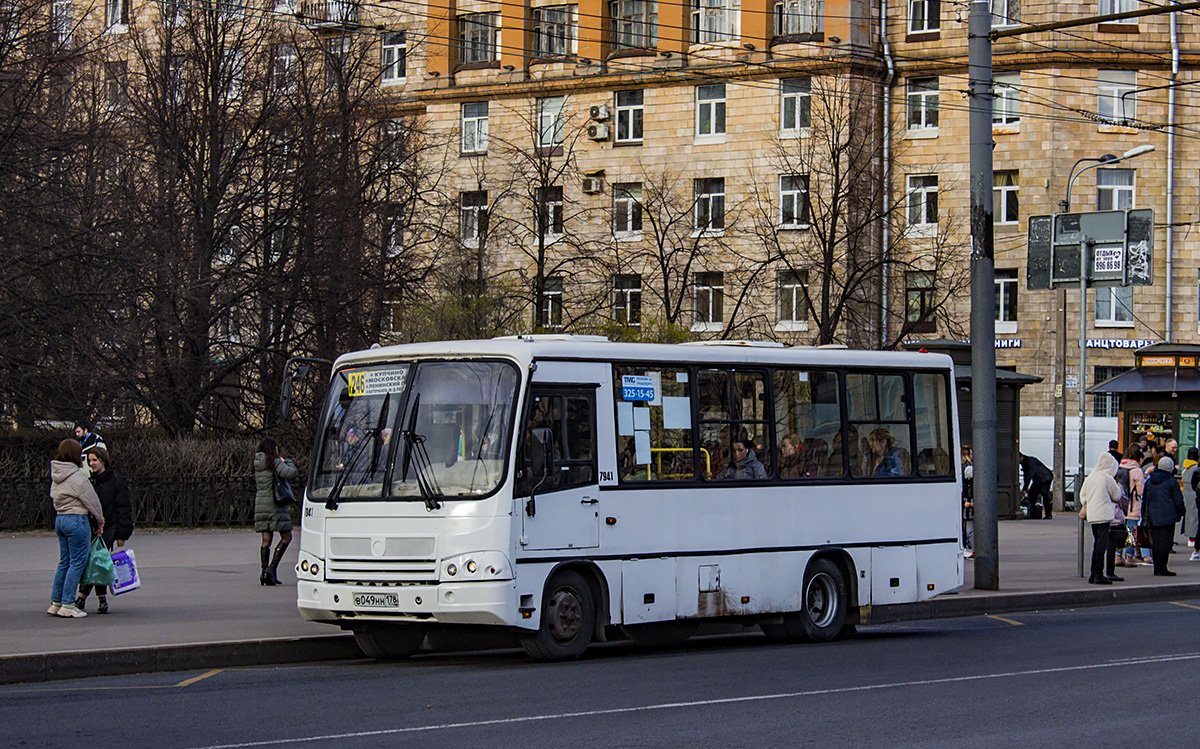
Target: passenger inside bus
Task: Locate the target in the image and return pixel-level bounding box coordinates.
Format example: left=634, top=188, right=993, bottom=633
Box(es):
left=868, top=428, right=906, bottom=477
left=720, top=439, right=768, bottom=480
left=779, top=433, right=816, bottom=478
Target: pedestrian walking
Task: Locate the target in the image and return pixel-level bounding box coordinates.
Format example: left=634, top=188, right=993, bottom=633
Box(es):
left=1142, top=456, right=1187, bottom=577
left=961, top=446, right=974, bottom=558
left=1108, top=440, right=1123, bottom=464
left=48, top=439, right=105, bottom=618
left=254, top=438, right=298, bottom=586
left=1020, top=452, right=1054, bottom=519
left=1079, top=452, right=1120, bottom=584
left=75, top=446, right=133, bottom=614
left=1183, top=447, right=1200, bottom=556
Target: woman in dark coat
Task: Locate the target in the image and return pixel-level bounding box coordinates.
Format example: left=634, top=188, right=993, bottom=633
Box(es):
left=76, top=446, right=133, bottom=613
left=1142, top=456, right=1187, bottom=576
left=254, top=438, right=298, bottom=586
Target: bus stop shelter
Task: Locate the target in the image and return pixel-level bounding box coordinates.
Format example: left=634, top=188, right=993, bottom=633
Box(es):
left=1091, top=343, right=1200, bottom=454
left=904, top=340, right=1042, bottom=518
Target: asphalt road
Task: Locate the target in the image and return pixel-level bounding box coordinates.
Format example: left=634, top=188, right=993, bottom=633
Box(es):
left=5, top=599, right=1200, bottom=748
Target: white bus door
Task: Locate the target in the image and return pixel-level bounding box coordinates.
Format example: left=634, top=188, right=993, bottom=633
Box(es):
left=519, top=388, right=600, bottom=551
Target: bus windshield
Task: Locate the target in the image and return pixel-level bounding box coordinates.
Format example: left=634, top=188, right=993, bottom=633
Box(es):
left=310, top=360, right=519, bottom=501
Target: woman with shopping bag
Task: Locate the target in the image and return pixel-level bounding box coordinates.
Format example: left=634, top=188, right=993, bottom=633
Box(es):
left=48, top=439, right=104, bottom=619
left=75, top=446, right=133, bottom=614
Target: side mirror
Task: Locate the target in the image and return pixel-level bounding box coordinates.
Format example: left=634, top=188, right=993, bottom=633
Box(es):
left=529, top=427, right=556, bottom=480
left=279, top=357, right=331, bottom=422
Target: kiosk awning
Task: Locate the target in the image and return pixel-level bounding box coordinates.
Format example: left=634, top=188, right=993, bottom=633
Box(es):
left=1091, top=368, right=1200, bottom=393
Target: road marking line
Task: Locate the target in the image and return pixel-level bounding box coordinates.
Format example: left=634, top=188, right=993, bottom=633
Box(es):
left=985, top=614, right=1024, bottom=626
left=185, top=651, right=1200, bottom=749
left=175, top=669, right=224, bottom=688
left=1170, top=601, right=1200, bottom=612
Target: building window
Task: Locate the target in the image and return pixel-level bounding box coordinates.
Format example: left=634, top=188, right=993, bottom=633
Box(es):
left=780, top=77, right=810, bottom=135
left=459, top=13, right=499, bottom=64
left=533, top=5, right=577, bottom=57
left=325, top=37, right=350, bottom=90
left=613, top=183, right=643, bottom=238
left=104, top=60, right=127, bottom=110
left=540, top=276, right=564, bottom=329
left=53, top=0, right=73, bottom=46
left=905, top=271, right=936, bottom=333
left=993, top=72, right=1020, bottom=125
left=613, top=274, right=642, bottom=325
left=382, top=32, right=406, bottom=83
left=610, top=0, right=657, bottom=49
left=694, top=178, right=725, bottom=233
left=107, top=0, right=129, bottom=29
left=537, top=96, right=565, bottom=150
left=615, top=90, right=643, bottom=144
left=538, top=186, right=564, bottom=240
left=990, top=0, right=1018, bottom=26
left=1093, top=366, right=1128, bottom=418
left=994, top=170, right=1019, bottom=225
left=774, top=0, right=823, bottom=35
left=778, top=270, right=809, bottom=325
left=692, top=0, right=740, bottom=44
left=907, top=77, right=939, bottom=130
left=779, top=174, right=810, bottom=228
left=1096, top=286, right=1134, bottom=324
left=460, top=191, right=487, bottom=248
left=696, top=84, right=726, bottom=138
left=908, top=0, right=939, bottom=32
left=224, top=50, right=246, bottom=100
left=1099, top=0, right=1135, bottom=20
left=694, top=272, right=724, bottom=326
left=995, top=268, right=1018, bottom=326
left=461, top=102, right=488, bottom=154
left=906, top=175, right=938, bottom=236
left=1098, top=70, right=1136, bottom=124
left=273, top=43, right=297, bottom=92
left=1097, top=168, right=1134, bottom=210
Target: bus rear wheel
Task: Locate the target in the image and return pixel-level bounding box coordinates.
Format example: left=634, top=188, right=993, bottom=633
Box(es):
left=353, top=623, right=428, bottom=659
left=520, top=570, right=595, bottom=661
left=799, top=558, right=848, bottom=642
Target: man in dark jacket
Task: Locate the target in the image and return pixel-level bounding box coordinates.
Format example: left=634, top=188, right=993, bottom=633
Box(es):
left=1143, top=456, right=1187, bottom=577
left=1108, top=440, right=1124, bottom=464
left=1020, top=452, right=1055, bottom=519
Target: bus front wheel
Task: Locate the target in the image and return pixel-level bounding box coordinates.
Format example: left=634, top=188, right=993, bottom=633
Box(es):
left=353, top=623, right=428, bottom=659
left=799, top=558, right=848, bottom=642
left=520, top=570, right=595, bottom=661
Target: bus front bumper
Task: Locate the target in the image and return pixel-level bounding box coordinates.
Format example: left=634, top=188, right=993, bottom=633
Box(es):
left=297, top=579, right=518, bottom=627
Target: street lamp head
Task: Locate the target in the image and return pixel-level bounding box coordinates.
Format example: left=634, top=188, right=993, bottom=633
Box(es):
left=1121, top=144, right=1155, bottom=160
left=1098, top=153, right=1118, bottom=163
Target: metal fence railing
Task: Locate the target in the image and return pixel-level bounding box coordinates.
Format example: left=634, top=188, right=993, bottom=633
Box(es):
left=0, top=476, right=260, bottom=530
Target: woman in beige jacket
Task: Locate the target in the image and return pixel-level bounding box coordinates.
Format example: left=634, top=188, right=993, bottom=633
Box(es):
left=1081, top=452, right=1122, bottom=585
left=48, top=439, right=104, bottom=618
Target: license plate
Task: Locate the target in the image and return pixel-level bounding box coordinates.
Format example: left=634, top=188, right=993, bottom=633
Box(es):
left=353, top=593, right=399, bottom=608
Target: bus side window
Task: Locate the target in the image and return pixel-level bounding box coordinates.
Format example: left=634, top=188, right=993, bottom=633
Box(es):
left=518, top=391, right=597, bottom=496
left=914, top=373, right=953, bottom=476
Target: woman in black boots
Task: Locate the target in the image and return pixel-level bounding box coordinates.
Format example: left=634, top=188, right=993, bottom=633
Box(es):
left=253, top=438, right=298, bottom=586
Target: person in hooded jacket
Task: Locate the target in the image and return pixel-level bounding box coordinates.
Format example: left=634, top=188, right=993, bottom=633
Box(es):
left=75, top=446, right=133, bottom=613
left=1080, top=452, right=1121, bottom=584
left=1143, top=455, right=1187, bottom=576
left=253, top=438, right=299, bottom=586
left=48, top=439, right=104, bottom=618
left=1182, top=446, right=1200, bottom=559
left=720, top=439, right=768, bottom=480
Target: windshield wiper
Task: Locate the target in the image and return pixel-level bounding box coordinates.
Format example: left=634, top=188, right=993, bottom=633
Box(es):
left=399, top=394, right=443, bottom=511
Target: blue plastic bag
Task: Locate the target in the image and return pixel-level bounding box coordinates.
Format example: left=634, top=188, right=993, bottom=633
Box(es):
left=81, top=537, right=116, bottom=587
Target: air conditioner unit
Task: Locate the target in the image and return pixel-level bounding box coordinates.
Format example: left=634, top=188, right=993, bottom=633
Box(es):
left=589, top=104, right=610, bottom=121
left=582, top=177, right=603, bottom=194
left=587, top=123, right=610, bottom=141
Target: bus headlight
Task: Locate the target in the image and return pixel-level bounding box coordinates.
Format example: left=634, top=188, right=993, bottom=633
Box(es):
left=439, top=551, right=513, bottom=582
left=296, top=551, right=325, bottom=581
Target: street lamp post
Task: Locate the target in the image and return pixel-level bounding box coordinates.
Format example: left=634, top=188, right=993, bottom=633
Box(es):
left=1058, top=144, right=1154, bottom=577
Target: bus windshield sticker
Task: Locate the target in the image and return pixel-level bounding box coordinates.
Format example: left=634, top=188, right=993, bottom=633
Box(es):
left=676, top=371, right=688, bottom=383
left=647, top=372, right=663, bottom=406
left=617, top=401, right=634, bottom=436
left=634, top=430, right=652, bottom=464
left=663, top=396, right=691, bottom=430
left=622, top=374, right=655, bottom=402
left=346, top=368, right=408, bottom=398
left=632, top=406, right=651, bottom=431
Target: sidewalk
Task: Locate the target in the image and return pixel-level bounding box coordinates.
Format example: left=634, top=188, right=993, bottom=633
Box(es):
left=3, top=517, right=1200, bottom=683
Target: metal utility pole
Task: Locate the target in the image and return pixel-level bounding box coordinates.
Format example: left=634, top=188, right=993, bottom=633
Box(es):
left=968, top=0, right=998, bottom=590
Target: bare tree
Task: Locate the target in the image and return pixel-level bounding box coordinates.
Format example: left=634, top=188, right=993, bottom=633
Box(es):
left=746, top=74, right=969, bottom=348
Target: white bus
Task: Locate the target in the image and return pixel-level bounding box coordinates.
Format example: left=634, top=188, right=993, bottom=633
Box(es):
left=292, top=335, right=964, bottom=660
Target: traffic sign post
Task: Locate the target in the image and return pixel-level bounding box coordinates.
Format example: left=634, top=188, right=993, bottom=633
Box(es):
left=1028, top=208, right=1154, bottom=577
